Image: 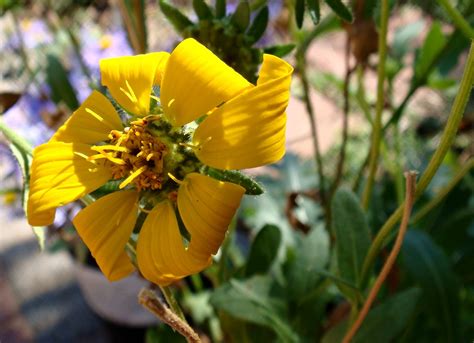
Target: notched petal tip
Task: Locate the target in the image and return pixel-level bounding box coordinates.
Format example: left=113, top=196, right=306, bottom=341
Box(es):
left=193, top=54, right=293, bottom=170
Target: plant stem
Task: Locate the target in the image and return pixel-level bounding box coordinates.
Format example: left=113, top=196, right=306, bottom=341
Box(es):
left=361, top=0, right=390, bottom=209
left=159, top=285, right=187, bottom=322
left=329, top=34, right=352, bottom=200
left=355, top=65, right=373, bottom=126
left=360, top=42, right=474, bottom=285
left=436, top=0, right=474, bottom=39
left=298, top=54, right=328, bottom=210
left=64, top=25, right=96, bottom=88
left=342, top=172, right=417, bottom=343
left=139, top=288, right=201, bottom=343
left=411, top=158, right=474, bottom=224
left=0, top=119, right=33, bottom=156
left=11, top=12, right=41, bottom=89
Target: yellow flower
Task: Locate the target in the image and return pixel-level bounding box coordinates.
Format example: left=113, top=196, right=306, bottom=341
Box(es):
left=27, top=38, right=293, bottom=285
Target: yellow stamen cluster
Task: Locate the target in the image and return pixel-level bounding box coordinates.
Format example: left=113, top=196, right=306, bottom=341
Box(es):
left=90, top=119, right=167, bottom=191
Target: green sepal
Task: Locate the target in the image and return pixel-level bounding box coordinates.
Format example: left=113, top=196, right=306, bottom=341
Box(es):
left=159, top=0, right=194, bottom=34
left=295, top=0, right=305, bottom=29
left=231, top=0, right=250, bottom=32
left=203, top=167, right=264, bottom=195
left=46, top=54, right=79, bottom=111
left=264, top=44, right=296, bottom=57
left=9, top=142, right=47, bottom=250
left=307, top=0, right=320, bottom=25
left=247, top=5, right=269, bottom=44
left=193, top=0, right=213, bottom=20
left=324, top=0, right=353, bottom=23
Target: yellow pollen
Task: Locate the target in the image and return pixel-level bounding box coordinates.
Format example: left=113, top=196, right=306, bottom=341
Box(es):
left=119, top=166, right=147, bottom=189
left=146, top=153, right=154, bottom=161
left=91, top=145, right=129, bottom=153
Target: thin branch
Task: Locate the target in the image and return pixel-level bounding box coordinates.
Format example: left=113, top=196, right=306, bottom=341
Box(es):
left=342, top=171, right=417, bottom=343
left=361, top=0, right=390, bottom=209
left=297, top=54, right=328, bottom=212
left=411, top=158, right=474, bottom=224
left=360, top=42, right=474, bottom=286
left=138, top=288, right=201, bottom=343
left=329, top=33, right=353, bottom=199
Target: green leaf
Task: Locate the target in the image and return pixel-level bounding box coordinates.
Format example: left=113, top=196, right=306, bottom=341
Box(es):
left=307, top=0, right=320, bottom=25
left=45, top=55, right=79, bottom=111
left=159, top=0, right=194, bottom=34
left=245, top=224, right=281, bottom=277
left=324, top=0, right=353, bottom=23
left=231, top=0, right=250, bottom=32
left=263, top=43, right=296, bottom=57
left=284, top=226, right=330, bottom=300
left=331, top=188, right=371, bottom=288
left=414, top=21, right=447, bottom=82
left=246, top=5, right=269, bottom=44
left=402, top=230, right=460, bottom=342
left=210, top=276, right=298, bottom=342
left=193, top=0, right=213, bottom=20
left=295, top=0, right=305, bottom=28
left=322, top=288, right=421, bottom=343
left=9, top=143, right=47, bottom=250
left=215, top=0, right=226, bottom=18
left=203, top=167, right=264, bottom=195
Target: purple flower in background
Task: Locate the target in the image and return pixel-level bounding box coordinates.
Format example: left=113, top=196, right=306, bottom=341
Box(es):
left=7, top=18, right=53, bottom=50
left=80, top=28, right=133, bottom=73
left=2, top=91, right=56, bottom=146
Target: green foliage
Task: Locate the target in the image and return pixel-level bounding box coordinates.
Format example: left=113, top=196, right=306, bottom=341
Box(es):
left=45, top=55, right=79, bottom=111
left=331, top=189, right=371, bottom=289
left=402, top=230, right=460, bottom=342
left=414, top=21, right=447, bottom=83
left=211, top=276, right=298, bottom=342
left=322, top=288, right=421, bottom=342
left=245, top=224, right=282, bottom=277
left=294, top=0, right=352, bottom=28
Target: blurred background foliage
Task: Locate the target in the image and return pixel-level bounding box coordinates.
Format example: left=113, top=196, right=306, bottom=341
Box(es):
left=0, top=0, right=473, bottom=342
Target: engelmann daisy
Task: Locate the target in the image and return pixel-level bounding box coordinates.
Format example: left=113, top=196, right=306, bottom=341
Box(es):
left=27, top=38, right=292, bottom=285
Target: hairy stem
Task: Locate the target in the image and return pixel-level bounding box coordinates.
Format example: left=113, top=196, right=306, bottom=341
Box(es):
left=360, top=42, right=474, bottom=285
left=139, top=288, right=201, bottom=343
left=361, top=0, right=390, bottom=209
left=342, top=172, right=417, bottom=343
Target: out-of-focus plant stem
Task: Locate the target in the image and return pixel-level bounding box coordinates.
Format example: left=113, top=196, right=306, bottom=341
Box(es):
left=343, top=172, right=417, bottom=343
left=64, top=25, right=96, bottom=88
left=297, top=53, right=328, bottom=214
left=361, top=0, right=389, bottom=210
left=411, top=158, right=474, bottom=224
left=360, top=42, right=474, bottom=286
left=11, top=12, right=41, bottom=89
left=329, top=34, right=352, bottom=204
left=117, top=0, right=147, bottom=54
left=436, top=0, right=474, bottom=39
left=355, top=65, right=373, bottom=126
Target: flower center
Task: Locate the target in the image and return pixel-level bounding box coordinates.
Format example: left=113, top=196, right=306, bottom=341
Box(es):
left=90, top=118, right=167, bottom=191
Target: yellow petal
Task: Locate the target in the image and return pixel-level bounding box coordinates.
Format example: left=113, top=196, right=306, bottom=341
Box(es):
left=160, top=38, right=251, bottom=126
left=177, top=173, right=245, bottom=259
left=100, top=52, right=169, bottom=116
left=51, top=90, right=122, bottom=144
left=73, top=191, right=138, bottom=281
left=27, top=142, right=111, bottom=226
left=193, top=54, right=293, bottom=169
left=137, top=201, right=211, bottom=286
